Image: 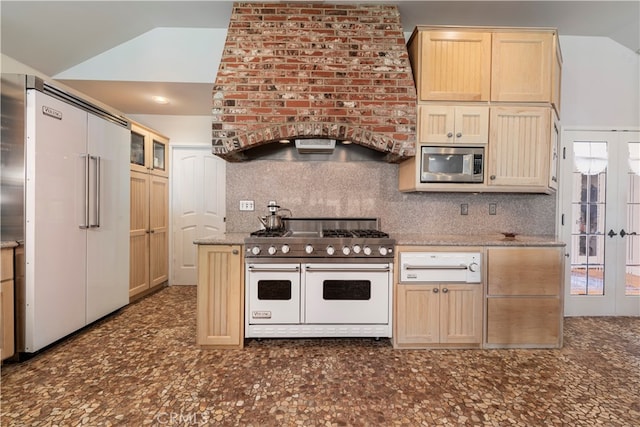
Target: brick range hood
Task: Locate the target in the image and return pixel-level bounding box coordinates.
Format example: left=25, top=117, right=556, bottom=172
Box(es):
left=211, top=2, right=417, bottom=162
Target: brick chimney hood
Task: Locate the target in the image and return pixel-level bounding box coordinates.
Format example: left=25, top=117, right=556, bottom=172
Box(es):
left=211, top=2, right=417, bottom=162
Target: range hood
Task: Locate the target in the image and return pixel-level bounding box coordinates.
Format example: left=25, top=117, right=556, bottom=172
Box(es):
left=294, top=138, right=336, bottom=154
left=211, top=2, right=417, bottom=163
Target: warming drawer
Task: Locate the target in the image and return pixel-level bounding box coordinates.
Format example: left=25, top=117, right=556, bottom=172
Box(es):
left=400, top=252, right=482, bottom=283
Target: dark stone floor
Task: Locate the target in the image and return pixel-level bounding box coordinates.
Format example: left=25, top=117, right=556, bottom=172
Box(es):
left=1, top=286, right=639, bottom=426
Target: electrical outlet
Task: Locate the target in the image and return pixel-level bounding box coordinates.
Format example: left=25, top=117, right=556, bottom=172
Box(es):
left=460, top=203, right=469, bottom=215
left=489, top=203, right=497, bottom=215
left=239, top=200, right=254, bottom=211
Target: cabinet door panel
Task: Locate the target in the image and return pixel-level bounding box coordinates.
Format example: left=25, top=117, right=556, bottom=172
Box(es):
left=395, top=284, right=439, bottom=345
left=149, top=176, right=169, bottom=287
left=488, top=107, right=550, bottom=187
left=418, top=105, right=454, bottom=143
left=197, top=245, right=244, bottom=347
left=454, top=107, right=489, bottom=144
left=129, top=171, right=150, bottom=297
left=491, top=32, right=553, bottom=102
left=487, top=298, right=560, bottom=345
left=420, top=31, right=491, bottom=101
left=487, top=247, right=563, bottom=296
left=440, top=285, right=482, bottom=343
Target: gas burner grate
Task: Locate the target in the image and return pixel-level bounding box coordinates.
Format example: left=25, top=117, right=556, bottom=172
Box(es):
left=250, top=229, right=286, bottom=237
left=322, top=229, right=389, bottom=238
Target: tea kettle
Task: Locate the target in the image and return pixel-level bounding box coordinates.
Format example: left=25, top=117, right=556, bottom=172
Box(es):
left=258, top=201, right=292, bottom=230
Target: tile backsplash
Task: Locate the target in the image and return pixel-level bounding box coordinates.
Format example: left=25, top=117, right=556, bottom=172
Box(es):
left=226, top=159, right=556, bottom=236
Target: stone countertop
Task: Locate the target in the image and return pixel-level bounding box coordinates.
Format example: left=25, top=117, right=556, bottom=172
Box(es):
left=194, top=233, right=247, bottom=245
left=194, top=232, right=564, bottom=247
left=392, top=233, right=564, bottom=247
left=1, top=241, right=20, bottom=249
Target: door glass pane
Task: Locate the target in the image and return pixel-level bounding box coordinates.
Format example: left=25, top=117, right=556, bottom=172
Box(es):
left=153, top=140, right=165, bottom=170
left=130, top=131, right=145, bottom=166
left=257, top=280, right=291, bottom=300
left=570, top=141, right=607, bottom=295
left=626, top=142, right=640, bottom=296
left=322, top=280, right=371, bottom=300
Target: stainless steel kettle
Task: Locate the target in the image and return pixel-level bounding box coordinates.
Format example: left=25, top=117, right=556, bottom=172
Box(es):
left=258, top=202, right=291, bottom=230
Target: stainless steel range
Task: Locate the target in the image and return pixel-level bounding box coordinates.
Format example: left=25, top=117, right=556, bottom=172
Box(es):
left=244, top=217, right=395, bottom=338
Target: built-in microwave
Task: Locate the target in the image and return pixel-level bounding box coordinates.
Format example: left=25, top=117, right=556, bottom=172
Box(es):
left=420, top=146, right=484, bottom=183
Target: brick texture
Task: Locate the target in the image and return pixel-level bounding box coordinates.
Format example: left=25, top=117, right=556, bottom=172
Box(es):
left=212, top=2, right=417, bottom=162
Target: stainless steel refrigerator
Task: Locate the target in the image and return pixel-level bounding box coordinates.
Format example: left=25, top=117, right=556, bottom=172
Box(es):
left=1, top=74, right=130, bottom=354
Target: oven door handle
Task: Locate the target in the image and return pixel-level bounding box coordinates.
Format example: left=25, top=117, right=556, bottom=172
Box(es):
left=403, top=264, right=469, bottom=270
left=305, top=266, right=391, bottom=273
left=248, top=265, right=300, bottom=273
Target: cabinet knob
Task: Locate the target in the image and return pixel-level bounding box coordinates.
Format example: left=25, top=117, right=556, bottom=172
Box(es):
left=232, top=249, right=239, bottom=255
left=442, top=288, right=449, bottom=293
left=456, top=132, right=462, bottom=138
left=433, top=288, right=439, bottom=293
left=490, top=175, right=496, bottom=180
left=447, top=132, right=453, bottom=138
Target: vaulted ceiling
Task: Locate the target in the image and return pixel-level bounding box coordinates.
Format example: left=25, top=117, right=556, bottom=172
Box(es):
left=2, top=1, right=638, bottom=116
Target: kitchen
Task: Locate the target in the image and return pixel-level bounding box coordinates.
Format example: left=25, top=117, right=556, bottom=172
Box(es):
left=1, top=1, right=640, bottom=425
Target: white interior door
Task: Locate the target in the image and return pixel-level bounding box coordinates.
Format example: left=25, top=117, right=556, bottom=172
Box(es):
left=171, top=146, right=226, bottom=285
left=560, top=129, right=640, bottom=316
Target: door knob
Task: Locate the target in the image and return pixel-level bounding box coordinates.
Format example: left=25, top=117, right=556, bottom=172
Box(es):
left=620, top=229, right=638, bottom=238
left=608, top=229, right=617, bottom=238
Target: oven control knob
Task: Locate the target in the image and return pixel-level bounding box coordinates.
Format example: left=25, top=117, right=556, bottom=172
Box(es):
left=268, top=246, right=277, bottom=255
left=363, top=246, right=372, bottom=256
left=352, top=244, right=362, bottom=254
left=378, top=246, right=388, bottom=256
left=305, top=244, right=314, bottom=254
left=469, top=262, right=479, bottom=272
left=281, top=244, right=290, bottom=254
left=251, top=246, right=261, bottom=255
left=326, top=245, right=335, bottom=255
left=342, top=246, right=351, bottom=255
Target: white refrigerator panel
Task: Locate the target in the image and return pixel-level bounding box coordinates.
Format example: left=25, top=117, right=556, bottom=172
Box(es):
left=25, top=90, right=88, bottom=352
left=86, top=114, right=130, bottom=323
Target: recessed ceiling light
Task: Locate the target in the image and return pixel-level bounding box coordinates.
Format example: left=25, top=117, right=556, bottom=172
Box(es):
left=152, top=95, right=170, bottom=105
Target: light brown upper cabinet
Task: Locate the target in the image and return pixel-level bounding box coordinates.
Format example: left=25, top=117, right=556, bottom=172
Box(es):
left=410, top=30, right=491, bottom=102
left=487, top=107, right=550, bottom=189
left=491, top=31, right=558, bottom=106
left=418, top=105, right=489, bottom=144
left=408, top=26, right=562, bottom=114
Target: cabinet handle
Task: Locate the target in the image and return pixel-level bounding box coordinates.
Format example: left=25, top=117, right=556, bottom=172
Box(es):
left=442, top=288, right=449, bottom=293
left=456, top=132, right=462, bottom=138
left=446, top=132, right=453, bottom=138
left=433, top=288, right=439, bottom=293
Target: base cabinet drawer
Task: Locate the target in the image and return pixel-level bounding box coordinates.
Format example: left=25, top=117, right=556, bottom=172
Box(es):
left=486, top=297, right=560, bottom=346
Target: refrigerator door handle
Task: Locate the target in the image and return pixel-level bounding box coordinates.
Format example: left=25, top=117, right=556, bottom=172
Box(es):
left=90, top=155, right=101, bottom=228
left=79, top=154, right=90, bottom=229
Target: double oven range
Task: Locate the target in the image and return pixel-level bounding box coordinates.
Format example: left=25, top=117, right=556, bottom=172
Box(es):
left=244, top=218, right=395, bottom=338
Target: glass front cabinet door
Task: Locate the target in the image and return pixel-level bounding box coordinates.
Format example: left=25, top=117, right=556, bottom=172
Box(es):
left=130, top=123, right=169, bottom=177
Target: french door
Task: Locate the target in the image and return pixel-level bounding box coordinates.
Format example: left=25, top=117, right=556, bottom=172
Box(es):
left=560, top=129, right=640, bottom=316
